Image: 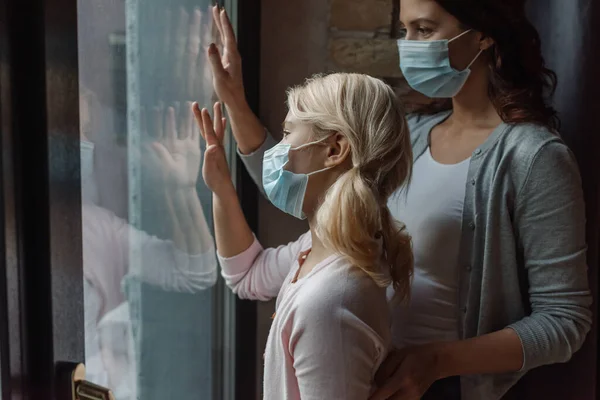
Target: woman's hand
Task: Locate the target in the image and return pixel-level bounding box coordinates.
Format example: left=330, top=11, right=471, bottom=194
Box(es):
left=192, top=101, right=234, bottom=197
left=147, top=103, right=201, bottom=189
left=371, top=330, right=524, bottom=399
left=369, top=345, right=444, bottom=400
left=209, top=6, right=245, bottom=109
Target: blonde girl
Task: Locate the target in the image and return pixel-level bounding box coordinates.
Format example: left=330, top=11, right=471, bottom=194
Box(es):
left=193, top=73, right=413, bottom=399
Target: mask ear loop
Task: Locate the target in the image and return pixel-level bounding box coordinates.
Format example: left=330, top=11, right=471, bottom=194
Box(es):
left=448, top=29, right=484, bottom=70
left=290, top=135, right=332, bottom=151
left=448, top=28, right=473, bottom=43
left=466, top=49, right=484, bottom=69
left=290, top=134, right=337, bottom=176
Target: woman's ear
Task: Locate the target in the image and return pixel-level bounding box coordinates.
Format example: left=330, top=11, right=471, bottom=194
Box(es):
left=324, top=132, right=351, bottom=168
left=480, top=35, right=495, bottom=51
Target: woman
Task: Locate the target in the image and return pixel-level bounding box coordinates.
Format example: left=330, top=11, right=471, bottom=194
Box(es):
left=192, top=73, right=414, bottom=399
left=207, top=1, right=592, bottom=399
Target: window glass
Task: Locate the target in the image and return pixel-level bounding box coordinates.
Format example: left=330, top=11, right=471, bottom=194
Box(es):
left=77, top=1, right=228, bottom=398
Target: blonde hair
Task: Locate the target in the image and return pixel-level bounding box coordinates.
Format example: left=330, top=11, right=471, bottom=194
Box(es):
left=287, top=73, right=414, bottom=301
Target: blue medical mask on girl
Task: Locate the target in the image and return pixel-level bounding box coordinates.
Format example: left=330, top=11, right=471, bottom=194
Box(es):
left=398, top=29, right=483, bottom=98
left=262, top=137, right=332, bottom=220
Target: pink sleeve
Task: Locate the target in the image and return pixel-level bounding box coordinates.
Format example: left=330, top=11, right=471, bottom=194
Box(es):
left=290, top=276, right=390, bottom=399
left=218, top=231, right=311, bottom=301
left=110, top=212, right=218, bottom=292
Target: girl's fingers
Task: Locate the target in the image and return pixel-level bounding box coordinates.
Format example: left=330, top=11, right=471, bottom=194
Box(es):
left=213, top=102, right=224, bottom=141
left=201, top=108, right=217, bottom=147
left=192, top=102, right=205, bottom=140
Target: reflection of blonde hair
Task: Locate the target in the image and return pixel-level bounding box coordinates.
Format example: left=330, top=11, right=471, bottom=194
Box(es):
left=287, top=73, right=413, bottom=301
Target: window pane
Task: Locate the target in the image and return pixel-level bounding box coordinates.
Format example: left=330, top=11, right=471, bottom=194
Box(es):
left=77, top=1, right=228, bottom=398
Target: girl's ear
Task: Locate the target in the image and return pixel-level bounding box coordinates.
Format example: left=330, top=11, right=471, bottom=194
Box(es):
left=324, top=132, right=351, bottom=168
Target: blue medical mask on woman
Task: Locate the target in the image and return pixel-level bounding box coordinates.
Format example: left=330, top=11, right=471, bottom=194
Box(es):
left=398, top=29, right=483, bottom=98
left=262, top=138, right=332, bottom=220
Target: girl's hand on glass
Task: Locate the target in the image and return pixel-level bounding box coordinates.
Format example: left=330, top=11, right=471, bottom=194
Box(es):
left=192, top=101, right=233, bottom=197
left=148, top=103, right=201, bottom=189
left=208, top=6, right=245, bottom=108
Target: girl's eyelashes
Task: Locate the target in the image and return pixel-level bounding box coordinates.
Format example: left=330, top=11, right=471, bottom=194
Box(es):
left=282, top=130, right=291, bottom=138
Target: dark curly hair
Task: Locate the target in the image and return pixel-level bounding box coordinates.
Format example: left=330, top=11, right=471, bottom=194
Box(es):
left=411, top=0, right=560, bottom=132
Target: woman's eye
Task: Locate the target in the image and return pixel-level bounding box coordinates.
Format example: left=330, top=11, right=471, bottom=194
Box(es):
left=417, top=27, right=433, bottom=36
left=398, top=28, right=407, bottom=39
left=282, top=130, right=291, bottom=138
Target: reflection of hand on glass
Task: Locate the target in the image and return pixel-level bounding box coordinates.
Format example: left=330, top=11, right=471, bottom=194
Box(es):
left=83, top=102, right=218, bottom=399
left=141, top=103, right=215, bottom=257
left=146, top=104, right=201, bottom=190
left=146, top=6, right=213, bottom=106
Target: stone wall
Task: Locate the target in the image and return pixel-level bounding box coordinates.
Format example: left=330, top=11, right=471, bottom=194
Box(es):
left=328, top=0, right=402, bottom=78
left=327, top=0, right=431, bottom=108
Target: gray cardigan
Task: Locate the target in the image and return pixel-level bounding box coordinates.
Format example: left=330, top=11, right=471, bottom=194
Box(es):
left=238, top=111, right=592, bottom=400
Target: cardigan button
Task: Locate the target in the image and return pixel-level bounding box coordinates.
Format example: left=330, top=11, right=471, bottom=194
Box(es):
left=474, top=149, right=482, bottom=156
left=468, top=221, right=475, bottom=229
left=471, top=178, right=476, bottom=185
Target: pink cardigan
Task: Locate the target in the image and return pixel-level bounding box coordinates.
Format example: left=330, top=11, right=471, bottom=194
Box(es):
left=219, top=232, right=391, bottom=400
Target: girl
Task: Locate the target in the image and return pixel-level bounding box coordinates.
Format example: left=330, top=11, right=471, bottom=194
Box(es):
left=192, top=73, right=414, bottom=399
left=208, top=2, right=592, bottom=399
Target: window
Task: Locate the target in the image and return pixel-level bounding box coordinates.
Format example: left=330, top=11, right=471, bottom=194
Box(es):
left=77, top=0, right=235, bottom=398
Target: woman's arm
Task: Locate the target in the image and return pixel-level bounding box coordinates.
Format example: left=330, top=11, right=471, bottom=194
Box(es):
left=209, top=6, right=278, bottom=191
left=507, top=140, right=592, bottom=368
left=209, top=6, right=266, bottom=155
left=371, top=329, right=524, bottom=400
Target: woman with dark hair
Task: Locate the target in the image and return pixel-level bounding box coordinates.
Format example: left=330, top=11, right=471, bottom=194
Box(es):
left=205, top=1, right=592, bottom=399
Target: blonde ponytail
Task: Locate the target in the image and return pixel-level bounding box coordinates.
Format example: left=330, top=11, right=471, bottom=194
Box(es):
left=287, top=73, right=414, bottom=300
left=379, top=204, right=413, bottom=303
left=315, top=168, right=383, bottom=281
left=315, top=167, right=412, bottom=301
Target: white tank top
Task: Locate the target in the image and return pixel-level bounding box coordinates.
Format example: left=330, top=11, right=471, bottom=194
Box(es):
left=387, top=146, right=470, bottom=347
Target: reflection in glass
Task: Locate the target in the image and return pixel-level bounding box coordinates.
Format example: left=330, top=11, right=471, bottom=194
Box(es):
left=77, top=0, right=219, bottom=398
